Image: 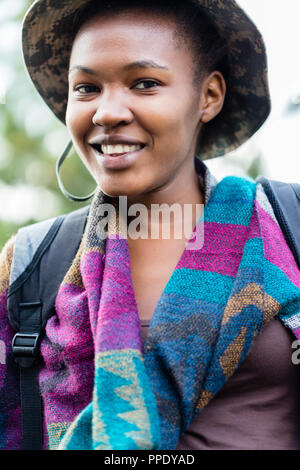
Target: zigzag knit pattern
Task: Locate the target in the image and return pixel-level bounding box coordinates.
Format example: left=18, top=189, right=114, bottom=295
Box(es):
left=0, top=173, right=299, bottom=450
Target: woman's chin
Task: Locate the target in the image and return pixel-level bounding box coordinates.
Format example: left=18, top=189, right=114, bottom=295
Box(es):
left=96, top=174, right=155, bottom=200
left=97, top=182, right=145, bottom=199
left=103, top=189, right=148, bottom=200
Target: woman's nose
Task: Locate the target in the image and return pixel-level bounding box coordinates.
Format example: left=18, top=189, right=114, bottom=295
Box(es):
left=92, top=91, right=133, bottom=128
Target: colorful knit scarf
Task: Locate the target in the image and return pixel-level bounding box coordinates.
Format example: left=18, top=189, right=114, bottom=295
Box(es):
left=0, top=166, right=299, bottom=450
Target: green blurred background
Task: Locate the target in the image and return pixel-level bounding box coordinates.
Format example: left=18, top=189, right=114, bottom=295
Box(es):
left=0, top=0, right=299, bottom=250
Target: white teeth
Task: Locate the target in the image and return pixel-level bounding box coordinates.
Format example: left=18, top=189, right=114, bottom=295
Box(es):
left=101, top=144, right=143, bottom=155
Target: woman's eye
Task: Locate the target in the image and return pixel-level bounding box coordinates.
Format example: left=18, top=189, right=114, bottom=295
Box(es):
left=134, top=80, right=160, bottom=90
left=74, top=85, right=99, bottom=94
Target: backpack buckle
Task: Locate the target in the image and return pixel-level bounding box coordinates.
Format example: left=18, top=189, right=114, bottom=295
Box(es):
left=12, top=332, right=41, bottom=358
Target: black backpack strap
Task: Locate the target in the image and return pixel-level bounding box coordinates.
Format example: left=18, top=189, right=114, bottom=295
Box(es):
left=7, top=205, right=89, bottom=450
left=257, top=177, right=300, bottom=269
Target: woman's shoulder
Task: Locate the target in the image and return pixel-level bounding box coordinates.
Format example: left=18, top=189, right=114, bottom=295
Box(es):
left=0, top=212, right=70, bottom=294
left=0, top=217, right=54, bottom=296
left=1, top=206, right=89, bottom=294
left=0, top=235, right=16, bottom=296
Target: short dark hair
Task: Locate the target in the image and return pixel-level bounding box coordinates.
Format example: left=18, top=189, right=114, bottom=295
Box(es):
left=71, top=0, right=229, bottom=87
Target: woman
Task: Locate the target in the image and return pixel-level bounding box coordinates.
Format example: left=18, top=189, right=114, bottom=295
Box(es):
left=0, top=0, right=299, bottom=450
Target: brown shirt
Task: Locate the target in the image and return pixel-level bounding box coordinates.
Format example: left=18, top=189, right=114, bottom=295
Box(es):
left=141, top=318, right=300, bottom=450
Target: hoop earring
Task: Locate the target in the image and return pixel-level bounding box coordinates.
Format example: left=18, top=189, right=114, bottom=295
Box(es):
left=56, top=141, right=96, bottom=202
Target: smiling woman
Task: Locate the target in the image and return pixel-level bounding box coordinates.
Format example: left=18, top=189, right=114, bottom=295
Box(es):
left=66, top=7, right=225, bottom=200
left=0, top=0, right=299, bottom=452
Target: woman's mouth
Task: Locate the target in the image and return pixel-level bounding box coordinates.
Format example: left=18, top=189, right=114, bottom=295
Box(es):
left=90, top=143, right=146, bottom=170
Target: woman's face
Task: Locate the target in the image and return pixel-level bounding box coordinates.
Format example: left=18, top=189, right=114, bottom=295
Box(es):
left=66, top=10, right=217, bottom=200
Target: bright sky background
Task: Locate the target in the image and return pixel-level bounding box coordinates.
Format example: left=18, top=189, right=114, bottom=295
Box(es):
left=0, top=0, right=299, bottom=191
left=207, top=0, right=300, bottom=182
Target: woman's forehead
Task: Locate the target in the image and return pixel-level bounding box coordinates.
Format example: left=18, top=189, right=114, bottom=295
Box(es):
left=69, top=11, right=191, bottom=69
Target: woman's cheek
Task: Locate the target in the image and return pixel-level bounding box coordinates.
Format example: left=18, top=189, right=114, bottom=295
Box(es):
left=66, top=100, right=87, bottom=135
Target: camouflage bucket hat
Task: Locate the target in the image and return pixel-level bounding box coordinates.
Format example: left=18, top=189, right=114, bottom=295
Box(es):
left=22, top=0, right=271, bottom=160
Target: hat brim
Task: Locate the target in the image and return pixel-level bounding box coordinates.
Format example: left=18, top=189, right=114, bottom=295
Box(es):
left=22, top=0, right=271, bottom=160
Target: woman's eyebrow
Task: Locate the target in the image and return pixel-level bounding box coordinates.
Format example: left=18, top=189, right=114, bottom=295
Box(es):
left=123, top=60, right=169, bottom=71
left=69, top=65, right=98, bottom=76
left=68, top=60, right=169, bottom=76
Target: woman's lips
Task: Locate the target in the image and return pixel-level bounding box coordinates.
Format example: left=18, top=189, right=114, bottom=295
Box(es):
left=91, top=145, right=145, bottom=170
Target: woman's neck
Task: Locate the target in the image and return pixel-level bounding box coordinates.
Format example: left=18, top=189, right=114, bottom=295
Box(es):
left=126, top=164, right=204, bottom=242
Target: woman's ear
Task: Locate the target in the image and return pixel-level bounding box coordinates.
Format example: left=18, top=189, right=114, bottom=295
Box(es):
left=199, top=71, right=226, bottom=124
